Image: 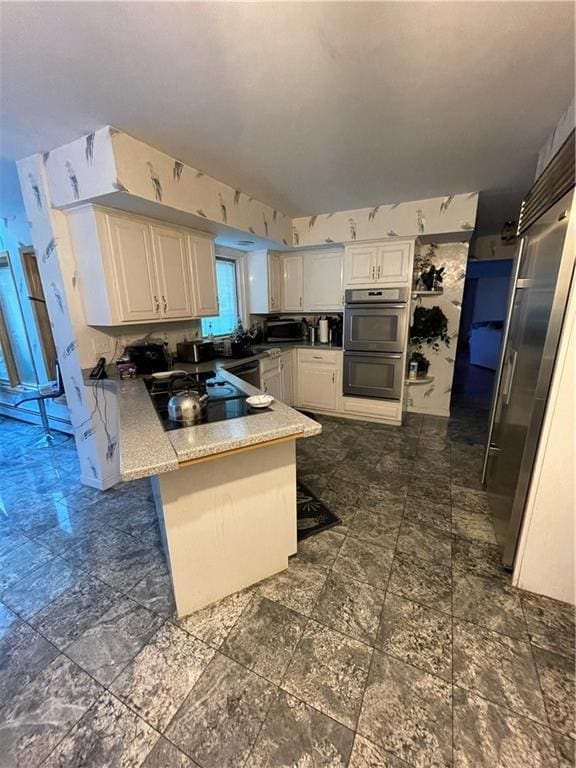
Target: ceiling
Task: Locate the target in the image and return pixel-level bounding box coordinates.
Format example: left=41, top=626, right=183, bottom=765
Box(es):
left=1, top=1, right=574, bottom=235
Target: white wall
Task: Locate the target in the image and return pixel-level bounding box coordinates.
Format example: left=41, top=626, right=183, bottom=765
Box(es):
left=470, top=234, right=517, bottom=262
left=513, top=268, right=575, bottom=604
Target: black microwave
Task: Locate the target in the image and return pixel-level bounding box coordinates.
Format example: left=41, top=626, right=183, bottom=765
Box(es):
left=265, top=319, right=304, bottom=343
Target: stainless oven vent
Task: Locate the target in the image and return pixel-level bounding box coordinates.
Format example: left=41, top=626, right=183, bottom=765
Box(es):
left=518, top=130, right=575, bottom=236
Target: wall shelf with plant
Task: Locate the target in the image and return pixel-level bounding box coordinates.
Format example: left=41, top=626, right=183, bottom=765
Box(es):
left=408, top=304, right=450, bottom=379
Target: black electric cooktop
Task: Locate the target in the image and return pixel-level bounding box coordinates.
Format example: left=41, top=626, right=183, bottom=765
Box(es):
left=144, top=371, right=265, bottom=431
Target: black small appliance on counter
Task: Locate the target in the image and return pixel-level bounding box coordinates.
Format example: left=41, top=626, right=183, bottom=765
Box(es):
left=176, top=340, right=215, bottom=363
left=124, top=338, right=173, bottom=374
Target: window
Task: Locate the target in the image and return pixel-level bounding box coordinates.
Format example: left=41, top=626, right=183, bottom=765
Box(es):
left=201, top=257, right=239, bottom=337
left=0, top=252, right=36, bottom=386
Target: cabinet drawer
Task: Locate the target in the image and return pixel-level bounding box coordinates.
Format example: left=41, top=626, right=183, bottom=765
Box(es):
left=298, top=348, right=340, bottom=365
left=341, top=396, right=401, bottom=421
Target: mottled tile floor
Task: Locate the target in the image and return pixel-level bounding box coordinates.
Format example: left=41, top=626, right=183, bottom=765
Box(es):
left=0, top=410, right=574, bottom=768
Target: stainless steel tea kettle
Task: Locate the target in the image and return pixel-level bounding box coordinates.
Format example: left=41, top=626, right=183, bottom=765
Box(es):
left=167, top=376, right=208, bottom=423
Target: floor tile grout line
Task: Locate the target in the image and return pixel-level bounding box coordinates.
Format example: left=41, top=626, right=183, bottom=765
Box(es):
left=518, top=594, right=561, bottom=740
left=2, top=415, right=572, bottom=767
left=450, top=491, right=456, bottom=768
left=451, top=682, right=560, bottom=734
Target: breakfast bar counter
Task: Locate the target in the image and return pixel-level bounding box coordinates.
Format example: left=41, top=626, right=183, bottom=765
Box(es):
left=105, top=366, right=321, bottom=617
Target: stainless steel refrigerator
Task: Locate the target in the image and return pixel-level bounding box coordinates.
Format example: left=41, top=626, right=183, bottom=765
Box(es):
left=482, top=131, right=575, bottom=568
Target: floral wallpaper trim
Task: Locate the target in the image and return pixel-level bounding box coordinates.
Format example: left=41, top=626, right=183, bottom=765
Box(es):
left=45, top=127, right=292, bottom=245
left=43, top=127, right=477, bottom=248
left=292, top=193, right=478, bottom=248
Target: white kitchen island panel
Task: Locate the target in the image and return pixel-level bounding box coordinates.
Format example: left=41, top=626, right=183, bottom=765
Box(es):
left=153, top=439, right=298, bottom=617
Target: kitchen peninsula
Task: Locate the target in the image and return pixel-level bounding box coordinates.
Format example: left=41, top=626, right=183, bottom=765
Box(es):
left=114, top=366, right=320, bottom=617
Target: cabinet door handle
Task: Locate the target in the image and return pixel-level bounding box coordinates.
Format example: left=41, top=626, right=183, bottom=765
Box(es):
left=332, top=372, right=335, bottom=383
left=299, top=296, right=302, bottom=307
left=312, top=355, right=322, bottom=359
left=371, top=266, right=375, bottom=280
left=162, top=295, right=167, bottom=312
left=154, top=295, right=160, bottom=313
left=377, top=265, right=381, bottom=279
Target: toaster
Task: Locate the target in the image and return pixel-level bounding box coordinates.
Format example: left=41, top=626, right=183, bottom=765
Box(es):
left=124, top=339, right=173, bottom=374
left=176, top=340, right=215, bottom=363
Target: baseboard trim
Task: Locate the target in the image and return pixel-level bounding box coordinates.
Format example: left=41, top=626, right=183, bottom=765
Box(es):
left=407, top=405, right=451, bottom=418
left=79, top=471, right=122, bottom=491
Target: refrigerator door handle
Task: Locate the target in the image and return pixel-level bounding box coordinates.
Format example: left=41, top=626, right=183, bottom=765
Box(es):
left=503, top=349, right=518, bottom=405
left=482, top=237, right=525, bottom=484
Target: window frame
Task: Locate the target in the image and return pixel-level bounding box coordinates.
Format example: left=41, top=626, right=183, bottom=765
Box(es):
left=202, top=248, right=246, bottom=338
left=0, top=252, right=24, bottom=387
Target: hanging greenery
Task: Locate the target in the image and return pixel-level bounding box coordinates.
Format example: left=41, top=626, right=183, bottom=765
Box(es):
left=410, top=305, right=450, bottom=355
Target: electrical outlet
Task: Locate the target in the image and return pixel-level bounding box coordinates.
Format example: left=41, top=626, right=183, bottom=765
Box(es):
left=91, top=335, right=113, bottom=359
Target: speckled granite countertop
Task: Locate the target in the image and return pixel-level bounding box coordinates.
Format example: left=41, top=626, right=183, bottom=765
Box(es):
left=85, top=365, right=321, bottom=482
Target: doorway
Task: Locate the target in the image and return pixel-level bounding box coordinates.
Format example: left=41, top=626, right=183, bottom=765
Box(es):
left=451, top=258, right=514, bottom=412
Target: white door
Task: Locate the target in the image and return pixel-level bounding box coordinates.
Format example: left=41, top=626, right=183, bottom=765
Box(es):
left=152, top=225, right=194, bottom=319
left=268, top=253, right=282, bottom=312
left=282, top=254, right=304, bottom=311
left=297, top=363, right=338, bottom=411
left=189, top=237, right=219, bottom=317
left=344, top=246, right=378, bottom=287
left=281, top=350, right=294, bottom=406
left=107, top=214, right=159, bottom=322
left=376, top=242, right=412, bottom=284
left=306, top=251, right=344, bottom=310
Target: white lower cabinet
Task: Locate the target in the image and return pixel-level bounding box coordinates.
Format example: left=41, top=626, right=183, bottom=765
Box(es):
left=260, top=357, right=283, bottom=400
left=280, top=349, right=294, bottom=406
left=296, top=349, right=341, bottom=412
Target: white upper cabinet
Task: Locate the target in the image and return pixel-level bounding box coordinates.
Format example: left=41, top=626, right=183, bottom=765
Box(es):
left=305, top=250, right=344, bottom=311
left=106, top=214, right=158, bottom=322
left=376, top=242, right=412, bottom=284
left=152, top=225, right=194, bottom=319
left=268, top=253, right=282, bottom=312
left=246, top=250, right=281, bottom=313
left=344, top=245, right=377, bottom=286
left=344, top=239, right=414, bottom=288
left=189, top=236, right=218, bottom=317
left=67, top=205, right=217, bottom=325
left=282, top=254, right=304, bottom=311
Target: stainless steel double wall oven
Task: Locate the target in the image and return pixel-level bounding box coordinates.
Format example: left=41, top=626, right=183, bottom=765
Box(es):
left=343, top=287, right=409, bottom=400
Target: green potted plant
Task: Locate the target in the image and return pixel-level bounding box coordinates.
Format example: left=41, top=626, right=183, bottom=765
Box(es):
left=409, top=305, right=450, bottom=378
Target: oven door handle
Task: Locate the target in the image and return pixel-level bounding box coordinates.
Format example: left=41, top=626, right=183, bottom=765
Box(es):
left=344, top=351, right=403, bottom=359
left=346, top=303, right=407, bottom=309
